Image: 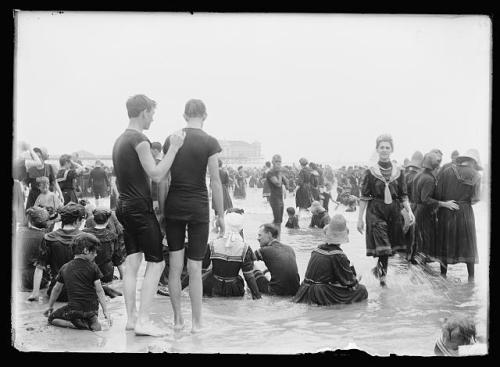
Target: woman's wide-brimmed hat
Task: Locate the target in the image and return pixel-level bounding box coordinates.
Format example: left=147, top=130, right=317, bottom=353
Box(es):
left=405, top=150, right=424, bottom=169
left=456, top=149, right=482, bottom=170
left=324, top=214, right=349, bottom=244
left=309, top=201, right=326, bottom=214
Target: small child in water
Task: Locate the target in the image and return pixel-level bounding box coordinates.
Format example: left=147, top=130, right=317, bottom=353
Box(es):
left=285, top=207, right=300, bottom=229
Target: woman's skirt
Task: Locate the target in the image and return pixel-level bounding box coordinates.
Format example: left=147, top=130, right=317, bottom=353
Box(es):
left=365, top=199, right=406, bottom=257
left=233, top=185, right=246, bottom=199
left=292, top=282, right=368, bottom=305
left=295, top=184, right=313, bottom=210
left=435, top=202, right=478, bottom=264
left=214, top=185, right=233, bottom=212
left=414, top=203, right=438, bottom=260
left=202, top=273, right=245, bottom=297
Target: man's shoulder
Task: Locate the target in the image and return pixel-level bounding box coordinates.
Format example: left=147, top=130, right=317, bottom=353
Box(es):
left=115, top=129, right=149, bottom=146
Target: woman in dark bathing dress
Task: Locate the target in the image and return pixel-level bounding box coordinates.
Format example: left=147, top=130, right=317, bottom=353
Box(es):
left=295, top=157, right=313, bottom=212
left=434, top=149, right=482, bottom=281
left=357, top=134, right=415, bottom=287
left=212, top=159, right=233, bottom=213
left=412, top=152, right=459, bottom=266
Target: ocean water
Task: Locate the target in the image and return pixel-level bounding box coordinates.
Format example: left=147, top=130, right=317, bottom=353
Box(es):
left=12, top=187, right=489, bottom=355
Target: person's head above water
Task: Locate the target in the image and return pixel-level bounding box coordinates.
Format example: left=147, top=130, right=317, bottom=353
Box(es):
left=438, top=315, right=477, bottom=353
left=309, top=201, right=326, bottom=214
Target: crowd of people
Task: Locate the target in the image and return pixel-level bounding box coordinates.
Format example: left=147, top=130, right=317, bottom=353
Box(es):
left=12, top=95, right=485, bottom=355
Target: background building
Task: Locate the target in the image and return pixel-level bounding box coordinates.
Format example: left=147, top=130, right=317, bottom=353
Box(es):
left=218, top=140, right=264, bottom=166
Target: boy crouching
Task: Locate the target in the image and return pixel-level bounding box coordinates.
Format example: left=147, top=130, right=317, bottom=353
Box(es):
left=44, top=232, right=112, bottom=331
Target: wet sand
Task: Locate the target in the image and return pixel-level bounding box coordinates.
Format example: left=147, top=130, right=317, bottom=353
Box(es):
left=11, top=191, right=489, bottom=354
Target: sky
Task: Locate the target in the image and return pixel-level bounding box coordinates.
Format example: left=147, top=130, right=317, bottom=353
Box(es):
left=13, top=12, right=491, bottom=168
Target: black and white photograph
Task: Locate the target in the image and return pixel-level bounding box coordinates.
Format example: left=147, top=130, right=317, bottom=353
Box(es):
left=11, top=11, right=491, bottom=355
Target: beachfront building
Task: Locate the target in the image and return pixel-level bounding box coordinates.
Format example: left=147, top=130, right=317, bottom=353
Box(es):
left=218, top=140, right=264, bottom=166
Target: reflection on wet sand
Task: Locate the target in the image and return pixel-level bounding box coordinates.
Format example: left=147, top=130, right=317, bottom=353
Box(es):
left=12, top=188, right=489, bottom=355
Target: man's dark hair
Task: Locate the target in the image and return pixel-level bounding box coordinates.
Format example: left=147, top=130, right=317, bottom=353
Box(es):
left=184, top=99, right=206, bottom=118
left=260, top=223, right=279, bottom=238
left=126, top=94, right=157, bottom=118
left=93, top=208, right=112, bottom=225
left=71, top=232, right=100, bottom=255
left=265, top=161, right=271, bottom=168
left=286, top=207, right=295, bottom=216
left=59, top=203, right=86, bottom=225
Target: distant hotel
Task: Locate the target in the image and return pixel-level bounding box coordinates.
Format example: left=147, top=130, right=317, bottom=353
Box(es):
left=218, top=140, right=264, bottom=166
left=50, top=141, right=265, bottom=167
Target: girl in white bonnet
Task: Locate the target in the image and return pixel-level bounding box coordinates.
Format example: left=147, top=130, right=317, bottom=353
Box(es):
left=202, top=209, right=262, bottom=299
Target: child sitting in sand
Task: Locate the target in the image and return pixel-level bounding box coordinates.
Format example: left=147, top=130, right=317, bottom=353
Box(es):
left=285, top=207, right=300, bottom=229
left=44, top=232, right=112, bottom=331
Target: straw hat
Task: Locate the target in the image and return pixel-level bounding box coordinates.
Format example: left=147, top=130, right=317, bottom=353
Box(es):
left=310, top=201, right=326, bottom=214
left=456, top=149, right=482, bottom=170
left=324, top=214, right=349, bottom=244
left=405, top=151, right=424, bottom=169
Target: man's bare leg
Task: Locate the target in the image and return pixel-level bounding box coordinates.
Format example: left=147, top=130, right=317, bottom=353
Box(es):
left=187, top=259, right=203, bottom=333
left=134, top=260, right=166, bottom=336
left=123, top=252, right=142, bottom=330
left=169, top=249, right=185, bottom=330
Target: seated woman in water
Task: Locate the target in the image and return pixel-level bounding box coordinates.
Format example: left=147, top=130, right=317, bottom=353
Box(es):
left=309, top=201, right=331, bottom=229
left=293, top=214, right=368, bottom=305
left=434, top=315, right=482, bottom=356
left=202, top=210, right=262, bottom=299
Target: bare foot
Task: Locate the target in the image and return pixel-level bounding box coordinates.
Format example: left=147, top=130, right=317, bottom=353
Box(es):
left=134, top=321, right=167, bottom=337
left=173, top=320, right=185, bottom=332
left=191, top=322, right=203, bottom=334
left=125, top=314, right=137, bottom=331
